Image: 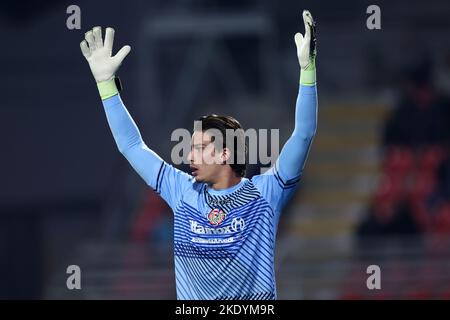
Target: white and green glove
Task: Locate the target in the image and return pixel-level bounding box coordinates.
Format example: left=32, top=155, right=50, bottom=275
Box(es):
left=80, top=26, right=131, bottom=100
left=294, top=10, right=317, bottom=86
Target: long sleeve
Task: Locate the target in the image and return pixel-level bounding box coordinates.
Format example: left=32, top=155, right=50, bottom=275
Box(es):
left=102, top=94, right=164, bottom=188
left=251, top=84, right=317, bottom=216
left=275, top=84, right=318, bottom=183
left=101, top=94, right=193, bottom=209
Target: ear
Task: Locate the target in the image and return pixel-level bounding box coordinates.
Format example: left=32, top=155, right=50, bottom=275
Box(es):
left=221, top=147, right=232, bottom=164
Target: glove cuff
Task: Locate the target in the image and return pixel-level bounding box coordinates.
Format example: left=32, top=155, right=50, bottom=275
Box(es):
left=97, top=77, right=119, bottom=100
left=300, top=59, right=316, bottom=86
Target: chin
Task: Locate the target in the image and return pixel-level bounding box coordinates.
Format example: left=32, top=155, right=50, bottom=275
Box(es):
left=194, top=175, right=204, bottom=182
left=194, top=175, right=211, bottom=184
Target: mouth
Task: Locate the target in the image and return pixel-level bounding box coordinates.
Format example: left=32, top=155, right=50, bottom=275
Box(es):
left=190, top=165, right=199, bottom=176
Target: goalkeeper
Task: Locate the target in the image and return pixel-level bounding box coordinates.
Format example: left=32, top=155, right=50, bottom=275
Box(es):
left=80, top=10, right=318, bottom=300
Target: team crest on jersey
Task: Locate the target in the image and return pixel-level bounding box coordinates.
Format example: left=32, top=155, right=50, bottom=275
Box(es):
left=207, top=208, right=226, bottom=226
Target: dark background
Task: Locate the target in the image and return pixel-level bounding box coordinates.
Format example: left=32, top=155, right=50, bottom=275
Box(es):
left=1, top=0, right=449, bottom=299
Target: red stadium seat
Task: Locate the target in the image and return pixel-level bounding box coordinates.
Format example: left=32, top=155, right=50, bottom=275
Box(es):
left=383, top=146, right=415, bottom=177
left=339, top=292, right=364, bottom=300
left=418, top=145, right=447, bottom=173
left=432, top=202, right=450, bottom=234
left=404, top=289, right=433, bottom=299
left=438, top=288, right=450, bottom=299
left=408, top=172, right=437, bottom=203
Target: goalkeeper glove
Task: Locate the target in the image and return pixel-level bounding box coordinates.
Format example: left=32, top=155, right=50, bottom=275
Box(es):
left=80, top=26, right=131, bottom=100
left=294, top=10, right=317, bottom=86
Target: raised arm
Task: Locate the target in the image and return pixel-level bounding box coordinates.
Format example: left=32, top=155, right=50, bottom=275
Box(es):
left=276, top=11, right=318, bottom=183
left=80, top=26, right=164, bottom=189
left=80, top=26, right=193, bottom=208
left=101, top=94, right=164, bottom=188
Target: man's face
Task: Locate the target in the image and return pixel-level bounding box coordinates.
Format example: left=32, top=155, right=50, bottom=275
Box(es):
left=187, top=130, right=225, bottom=183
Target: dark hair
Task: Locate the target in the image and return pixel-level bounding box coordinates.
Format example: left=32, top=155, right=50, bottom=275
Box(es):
left=195, top=114, right=247, bottom=177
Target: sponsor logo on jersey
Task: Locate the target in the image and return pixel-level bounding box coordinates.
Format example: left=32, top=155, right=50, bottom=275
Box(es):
left=191, top=237, right=235, bottom=244
left=231, top=217, right=245, bottom=232
left=190, top=218, right=246, bottom=235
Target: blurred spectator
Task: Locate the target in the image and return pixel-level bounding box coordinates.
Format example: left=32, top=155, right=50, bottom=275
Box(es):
left=131, top=190, right=172, bottom=245
left=383, top=58, right=449, bottom=147
left=359, top=56, right=450, bottom=238
left=434, top=153, right=450, bottom=203
left=428, top=154, right=450, bottom=234
left=357, top=187, right=420, bottom=237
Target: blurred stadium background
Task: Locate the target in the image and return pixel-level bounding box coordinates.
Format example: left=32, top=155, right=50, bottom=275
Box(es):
left=0, top=0, right=449, bottom=299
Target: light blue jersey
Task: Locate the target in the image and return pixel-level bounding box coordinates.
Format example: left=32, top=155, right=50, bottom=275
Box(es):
left=101, top=85, right=317, bottom=300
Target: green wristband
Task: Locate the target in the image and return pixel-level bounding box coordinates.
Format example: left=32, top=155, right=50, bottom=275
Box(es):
left=97, top=77, right=119, bottom=100
left=300, top=59, right=316, bottom=86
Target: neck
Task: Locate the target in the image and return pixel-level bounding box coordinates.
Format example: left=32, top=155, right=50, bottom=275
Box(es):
left=210, top=173, right=242, bottom=191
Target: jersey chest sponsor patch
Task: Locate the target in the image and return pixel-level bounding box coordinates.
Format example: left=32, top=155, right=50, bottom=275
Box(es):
left=188, top=211, right=247, bottom=245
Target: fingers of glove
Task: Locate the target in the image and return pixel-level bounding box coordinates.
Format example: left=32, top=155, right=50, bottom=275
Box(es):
left=303, top=10, right=312, bottom=42
left=294, top=32, right=303, bottom=52
left=80, top=40, right=91, bottom=59
left=93, top=26, right=103, bottom=48
left=113, top=45, right=131, bottom=65
left=104, top=27, right=115, bottom=52
left=85, top=30, right=96, bottom=51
